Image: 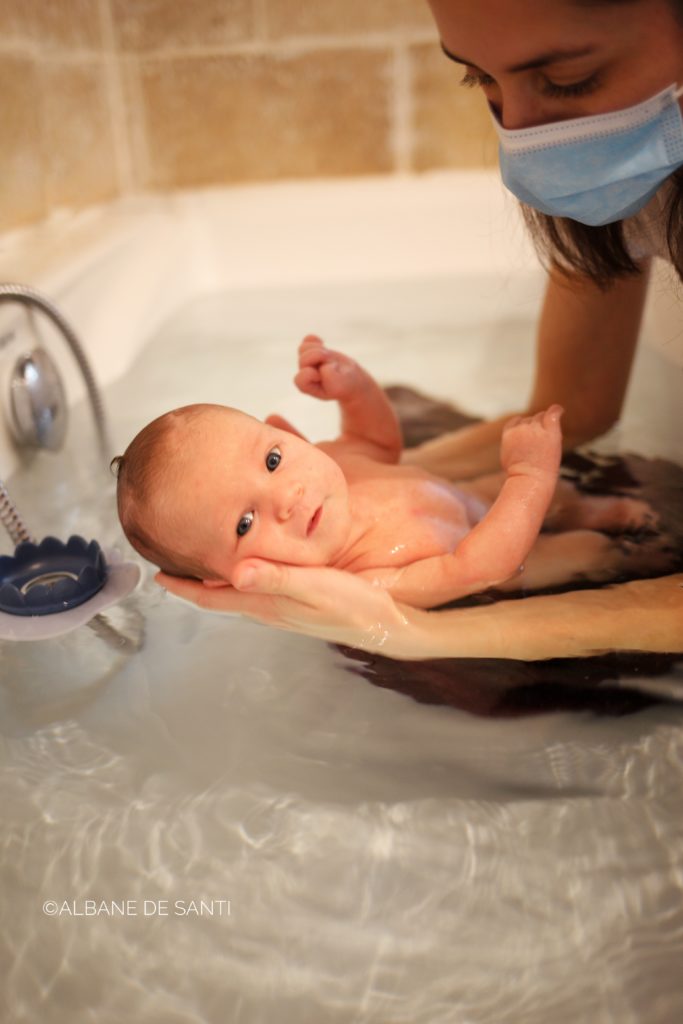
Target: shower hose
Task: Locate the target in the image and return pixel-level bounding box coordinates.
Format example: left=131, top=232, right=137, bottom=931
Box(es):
left=0, top=282, right=112, bottom=546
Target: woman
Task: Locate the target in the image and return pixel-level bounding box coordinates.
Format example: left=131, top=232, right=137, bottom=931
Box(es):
left=158, top=0, right=683, bottom=660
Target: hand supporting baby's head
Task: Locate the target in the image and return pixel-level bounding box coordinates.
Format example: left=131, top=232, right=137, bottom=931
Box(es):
left=113, top=403, right=352, bottom=582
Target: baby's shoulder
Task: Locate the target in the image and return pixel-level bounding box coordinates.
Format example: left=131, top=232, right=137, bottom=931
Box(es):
left=315, top=441, right=383, bottom=477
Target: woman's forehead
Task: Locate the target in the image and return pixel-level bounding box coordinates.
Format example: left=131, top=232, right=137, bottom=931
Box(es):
left=428, top=0, right=638, bottom=57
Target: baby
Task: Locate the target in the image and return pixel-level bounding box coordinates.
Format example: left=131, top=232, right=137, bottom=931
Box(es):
left=113, top=336, right=657, bottom=609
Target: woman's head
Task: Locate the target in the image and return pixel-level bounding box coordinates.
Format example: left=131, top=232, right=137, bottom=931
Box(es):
left=427, top=0, right=683, bottom=283
left=428, top=0, right=683, bottom=130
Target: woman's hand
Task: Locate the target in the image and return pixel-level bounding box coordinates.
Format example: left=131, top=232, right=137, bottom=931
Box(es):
left=155, top=559, right=423, bottom=658
left=155, top=562, right=683, bottom=661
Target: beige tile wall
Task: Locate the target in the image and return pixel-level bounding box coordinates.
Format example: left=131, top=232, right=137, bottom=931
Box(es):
left=0, top=0, right=496, bottom=234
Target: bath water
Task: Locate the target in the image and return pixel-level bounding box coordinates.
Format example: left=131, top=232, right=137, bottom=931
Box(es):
left=1, top=275, right=682, bottom=1023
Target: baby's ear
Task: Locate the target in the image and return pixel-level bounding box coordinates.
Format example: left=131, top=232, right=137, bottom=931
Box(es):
left=265, top=414, right=307, bottom=440
left=202, top=578, right=231, bottom=589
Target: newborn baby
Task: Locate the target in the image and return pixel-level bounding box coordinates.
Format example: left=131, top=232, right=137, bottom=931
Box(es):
left=113, top=336, right=656, bottom=609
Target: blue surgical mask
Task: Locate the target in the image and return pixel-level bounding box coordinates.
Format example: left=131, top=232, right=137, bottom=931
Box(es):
left=494, top=84, right=683, bottom=226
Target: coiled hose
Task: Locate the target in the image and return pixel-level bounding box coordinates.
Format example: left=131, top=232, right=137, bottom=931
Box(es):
left=0, top=281, right=111, bottom=548
left=0, top=479, right=32, bottom=546
left=0, top=282, right=111, bottom=459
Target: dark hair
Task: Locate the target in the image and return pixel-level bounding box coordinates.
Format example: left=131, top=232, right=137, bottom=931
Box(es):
left=521, top=0, right=683, bottom=287
left=520, top=169, right=683, bottom=287
left=114, top=404, right=223, bottom=580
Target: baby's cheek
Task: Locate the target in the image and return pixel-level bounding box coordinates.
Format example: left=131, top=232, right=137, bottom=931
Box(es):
left=203, top=547, right=238, bottom=584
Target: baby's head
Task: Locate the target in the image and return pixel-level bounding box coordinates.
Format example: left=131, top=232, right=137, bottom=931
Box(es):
left=113, top=403, right=351, bottom=582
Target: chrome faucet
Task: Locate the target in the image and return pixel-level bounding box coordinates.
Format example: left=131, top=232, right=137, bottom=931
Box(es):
left=0, top=285, right=142, bottom=650
left=0, top=282, right=111, bottom=458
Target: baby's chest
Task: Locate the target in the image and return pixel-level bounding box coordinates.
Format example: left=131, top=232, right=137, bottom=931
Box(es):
left=353, top=478, right=472, bottom=568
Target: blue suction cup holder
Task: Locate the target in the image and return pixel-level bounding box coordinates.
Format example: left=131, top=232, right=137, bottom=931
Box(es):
left=0, top=535, right=107, bottom=616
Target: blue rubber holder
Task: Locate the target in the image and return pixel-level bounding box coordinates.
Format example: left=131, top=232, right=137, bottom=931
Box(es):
left=0, top=535, right=108, bottom=616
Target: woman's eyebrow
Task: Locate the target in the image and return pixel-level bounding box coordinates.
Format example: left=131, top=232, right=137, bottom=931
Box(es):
left=440, top=42, right=597, bottom=73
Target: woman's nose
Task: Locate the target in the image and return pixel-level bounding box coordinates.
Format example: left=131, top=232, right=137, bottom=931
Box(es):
left=275, top=481, right=303, bottom=521
left=495, top=87, right=555, bottom=131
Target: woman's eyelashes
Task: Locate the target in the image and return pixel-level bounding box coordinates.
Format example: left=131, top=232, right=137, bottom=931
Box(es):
left=461, top=69, right=495, bottom=89
left=460, top=69, right=600, bottom=99
left=541, top=74, right=600, bottom=99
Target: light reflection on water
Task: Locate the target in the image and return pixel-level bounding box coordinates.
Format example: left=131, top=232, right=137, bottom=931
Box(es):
left=1, top=278, right=682, bottom=1022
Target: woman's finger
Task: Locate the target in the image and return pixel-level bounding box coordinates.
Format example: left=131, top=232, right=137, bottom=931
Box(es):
left=155, top=562, right=417, bottom=654
left=155, top=571, right=304, bottom=622
left=232, top=559, right=339, bottom=607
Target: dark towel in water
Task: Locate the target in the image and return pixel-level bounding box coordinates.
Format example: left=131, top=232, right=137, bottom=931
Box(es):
left=336, top=387, right=683, bottom=718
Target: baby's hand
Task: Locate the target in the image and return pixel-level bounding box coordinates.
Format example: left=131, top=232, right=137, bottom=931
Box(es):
left=294, top=335, right=369, bottom=402
left=500, top=405, right=563, bottom=479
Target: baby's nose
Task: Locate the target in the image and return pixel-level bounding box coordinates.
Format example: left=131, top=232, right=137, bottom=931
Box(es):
left=276, top=481, right=303, bottom=521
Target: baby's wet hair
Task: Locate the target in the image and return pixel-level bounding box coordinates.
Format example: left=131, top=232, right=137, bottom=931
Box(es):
left=114, top=404, right=226, bottom=579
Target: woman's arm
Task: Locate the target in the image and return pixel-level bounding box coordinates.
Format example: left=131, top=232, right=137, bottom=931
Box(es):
left=403, top=262, right=651, bottom=479
left=530, top=261, right=651, bottom=447
left=156, top=565, right=683, bottom=660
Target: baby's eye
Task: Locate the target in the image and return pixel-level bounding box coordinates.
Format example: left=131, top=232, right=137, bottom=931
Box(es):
left=236, top=512, right=254, bottom=537
left=266, top=447, right=282, bottom=472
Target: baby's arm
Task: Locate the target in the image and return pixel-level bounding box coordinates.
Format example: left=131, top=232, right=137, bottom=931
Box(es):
left=296, top=335, right=402, bottom=461
left=360, top=408, right=563, bottom=608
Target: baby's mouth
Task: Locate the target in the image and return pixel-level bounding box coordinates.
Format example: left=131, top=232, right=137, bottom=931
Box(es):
left=307, top=505, right=323, bottom=537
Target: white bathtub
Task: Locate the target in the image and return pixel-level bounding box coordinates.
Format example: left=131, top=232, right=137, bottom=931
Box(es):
left=1, top=170, right=680, bottom=479
left=0, top=171, right=534, bottom=475
left=1, top=173, right=682, bottom=1024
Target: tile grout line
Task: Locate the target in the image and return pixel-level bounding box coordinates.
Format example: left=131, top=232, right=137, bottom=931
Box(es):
left=391, top=43, right=415, bottom=174
left=98, top=0, right=135, bottom=195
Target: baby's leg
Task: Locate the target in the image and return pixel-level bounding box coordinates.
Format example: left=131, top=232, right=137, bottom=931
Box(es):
left=543, top=479, right=657, bottom=534
left=497, top=529, right=674, bottom=593
left=466, top=474, right=657, bottom=535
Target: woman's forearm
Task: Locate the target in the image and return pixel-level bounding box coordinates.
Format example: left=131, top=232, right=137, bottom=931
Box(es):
left=401, top=414, right=513, bottom=479
left=403, top=263, right=651, bottom=480
left=530, top=264, right=650, bottom=446
left=399, top=575, right=683, bottom=661
left=158, top=564, right=682, bottom=664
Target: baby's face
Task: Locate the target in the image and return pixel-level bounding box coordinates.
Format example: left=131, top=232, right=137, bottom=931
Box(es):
left=163, top=409, right=352, bottom=581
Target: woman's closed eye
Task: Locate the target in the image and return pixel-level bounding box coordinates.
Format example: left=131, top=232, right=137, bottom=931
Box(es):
left=460, top=67, right=601, bottom=100
left=540, top=74, right=600, bottom=99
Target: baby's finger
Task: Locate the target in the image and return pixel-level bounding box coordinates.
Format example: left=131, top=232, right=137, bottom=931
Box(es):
left=294, top=367, right=327, bottom=398
left=298, top=334, right=324, bottom=352
left=298, top=346, right=336, bottom=370
left=543, top=404, right=564, bottom=426
left=503, top=414, right=523, bottom=431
